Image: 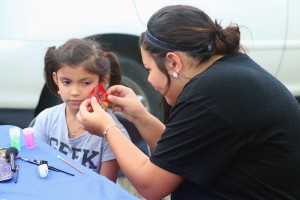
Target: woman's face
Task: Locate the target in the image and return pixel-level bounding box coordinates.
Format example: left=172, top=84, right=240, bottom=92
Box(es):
left=141, top=48, right=179, bottom=105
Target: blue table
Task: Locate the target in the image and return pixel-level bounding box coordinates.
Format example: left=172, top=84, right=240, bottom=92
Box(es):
left=0, top=125, right=138, bottom=200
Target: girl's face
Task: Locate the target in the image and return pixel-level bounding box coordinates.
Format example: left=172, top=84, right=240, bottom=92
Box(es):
left=141, top=48, right=179, bottom=106
left=53, top=65, right=100, bottom=111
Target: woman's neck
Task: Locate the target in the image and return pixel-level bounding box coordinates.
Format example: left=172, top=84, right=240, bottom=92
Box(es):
left=194, top=54, right=224, bottom=76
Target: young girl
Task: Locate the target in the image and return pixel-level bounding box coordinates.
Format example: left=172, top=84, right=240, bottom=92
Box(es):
left=33, top=38, right=129, bottom=182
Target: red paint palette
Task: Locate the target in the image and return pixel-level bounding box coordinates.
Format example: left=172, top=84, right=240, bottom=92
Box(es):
left=89, top=84, right=110, bottom=111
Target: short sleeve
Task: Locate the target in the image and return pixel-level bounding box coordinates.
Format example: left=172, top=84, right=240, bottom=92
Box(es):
left=33, top=110, right=50, bottom=143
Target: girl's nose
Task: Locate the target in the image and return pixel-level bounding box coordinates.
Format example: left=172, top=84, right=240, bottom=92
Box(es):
left=70, top=85, right=80, bottom=95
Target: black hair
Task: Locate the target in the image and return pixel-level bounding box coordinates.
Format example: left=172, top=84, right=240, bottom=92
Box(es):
left=139, top=5, right=244, bottom=96
left=44, top=38, right=121, bottom=96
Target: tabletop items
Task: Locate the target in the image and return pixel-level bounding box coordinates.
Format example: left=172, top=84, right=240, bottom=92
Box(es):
left=14, top=165, right=19, bottom=183
left=4, top=147, right=19, bottom=183
left=0, top=147, right=19, bottom=183
left=9, top=127, right=36, bottom=151
left=3, top=127, right=36, bottom=181
left=38, top=160, right=48, bottom=178
left=9, top=127, right=21, bottom=151
left=1, top=125, right=139, bottom=200
left=57, top=155, right=85, bottom=174
left=23, top=128, right=35, bottom=148
left=2, top=127, right=79, bottom=180
left=19, top=157, right=75, bottom=176
left=0, top=155, right=13, bottom=182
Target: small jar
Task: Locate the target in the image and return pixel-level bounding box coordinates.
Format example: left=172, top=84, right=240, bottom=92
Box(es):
left=38, top=160, right=48, bottom=178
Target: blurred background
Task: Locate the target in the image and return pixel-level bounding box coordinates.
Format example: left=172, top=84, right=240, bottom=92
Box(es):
left=0, top=0, right=299, bottom=198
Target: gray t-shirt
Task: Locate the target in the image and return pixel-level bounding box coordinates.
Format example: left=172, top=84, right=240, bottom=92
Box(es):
left=33, top=103, right=129, bottom=173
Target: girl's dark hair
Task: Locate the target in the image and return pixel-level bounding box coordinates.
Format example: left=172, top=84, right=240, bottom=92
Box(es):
left=44, top=38, right=121, bottom=96
left=139, top=5, right=244, bottom=95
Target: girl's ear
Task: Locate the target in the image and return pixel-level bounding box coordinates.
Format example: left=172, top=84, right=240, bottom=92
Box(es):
left=52, top=72, right=58, bottom=85
left=101, top=75, right=110, bottom=88
left=52, top=72, right=60, bottom=95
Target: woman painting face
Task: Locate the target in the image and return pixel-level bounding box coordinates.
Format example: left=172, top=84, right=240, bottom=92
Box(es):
left=141, top=48, right=180, bottom=106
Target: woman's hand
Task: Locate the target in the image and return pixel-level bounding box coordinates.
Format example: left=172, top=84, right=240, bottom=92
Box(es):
left=77, top=97, right=115, bottom=137
left=108, top=85, right=165, bottom=150
left=107, top=85, right=148, bottom=123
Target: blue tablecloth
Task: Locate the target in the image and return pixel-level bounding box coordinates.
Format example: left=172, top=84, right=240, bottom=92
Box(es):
left=0, top=125, right=139, bottom=200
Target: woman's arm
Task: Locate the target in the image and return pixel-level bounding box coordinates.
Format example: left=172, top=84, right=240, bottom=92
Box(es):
left=77, top=96, right=183, bottom=199
left=104, top=126, right=183, bottom=200
left=131, top=110, right=165, bottom=150
left=107, top=85, right=165, bottom=150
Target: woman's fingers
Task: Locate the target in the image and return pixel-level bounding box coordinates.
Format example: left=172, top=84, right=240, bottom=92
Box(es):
left=107, top=85, right=128, bottom=96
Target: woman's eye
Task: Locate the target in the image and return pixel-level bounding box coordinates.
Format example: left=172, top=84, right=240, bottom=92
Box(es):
left=144, top=68, right=150, bottom=74
left=146, top=69, right=150, bottom=75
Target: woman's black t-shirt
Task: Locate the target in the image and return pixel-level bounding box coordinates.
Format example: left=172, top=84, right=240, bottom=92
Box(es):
left=150, top=53, right=300, bottom=199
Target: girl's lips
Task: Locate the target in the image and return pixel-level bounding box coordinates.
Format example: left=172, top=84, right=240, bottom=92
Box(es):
left=68, top=100, right=83, bottom=105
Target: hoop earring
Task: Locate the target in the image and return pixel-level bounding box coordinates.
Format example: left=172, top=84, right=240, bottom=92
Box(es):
left=172, top=71, right=179, bottom=79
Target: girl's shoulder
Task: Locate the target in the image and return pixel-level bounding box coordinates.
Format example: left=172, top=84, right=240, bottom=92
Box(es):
left=36, top=103, right=66, bottom=121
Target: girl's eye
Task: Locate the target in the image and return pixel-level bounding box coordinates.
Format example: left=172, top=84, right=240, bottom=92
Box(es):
left=61, top=80, right=70, bottom=85
left=82, top=81, right=91, bottom=86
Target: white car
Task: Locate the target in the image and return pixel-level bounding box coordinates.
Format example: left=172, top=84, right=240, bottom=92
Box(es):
left=1, top=0, right=299, bottom=131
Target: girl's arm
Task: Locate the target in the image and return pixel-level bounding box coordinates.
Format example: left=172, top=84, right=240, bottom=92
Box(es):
left=100, top=159, right=119, bottom=182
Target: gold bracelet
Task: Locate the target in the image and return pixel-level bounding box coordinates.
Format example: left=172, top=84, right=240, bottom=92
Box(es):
left=103, top=125, right=120, bottom=139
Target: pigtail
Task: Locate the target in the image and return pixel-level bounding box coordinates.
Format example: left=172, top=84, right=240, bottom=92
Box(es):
left=105, top=52, right=122, bottom=87
left=44, top=46, right=59, bottom=96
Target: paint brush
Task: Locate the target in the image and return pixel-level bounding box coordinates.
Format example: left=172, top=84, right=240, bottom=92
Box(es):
left=57, top=155, right=85, bottom=174
left=20, top=157, right=75, bottom=176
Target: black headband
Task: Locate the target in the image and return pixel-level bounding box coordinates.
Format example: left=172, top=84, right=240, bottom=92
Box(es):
left=145, top=30, right=213, bottom=52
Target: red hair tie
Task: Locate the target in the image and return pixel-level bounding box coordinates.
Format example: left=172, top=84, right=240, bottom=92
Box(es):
left=103, top=52, right=108, bottom=58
